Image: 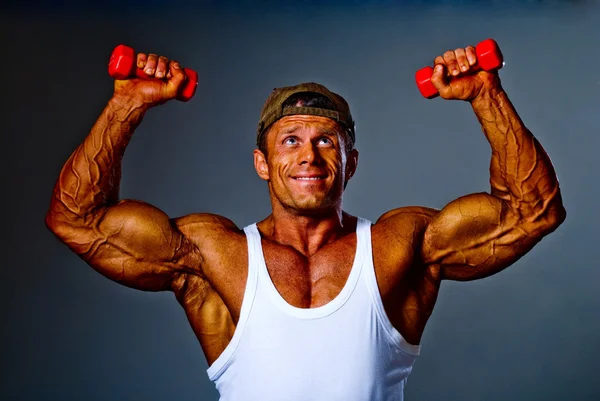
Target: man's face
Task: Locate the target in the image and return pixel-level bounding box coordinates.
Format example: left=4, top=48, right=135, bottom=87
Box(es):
left=254, top=115, right=358, bottom=215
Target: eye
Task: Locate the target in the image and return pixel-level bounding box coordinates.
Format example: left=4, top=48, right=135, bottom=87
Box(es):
left=318, top=137, right=333, bottom=145
left=283, top=136, right=298, bottom=145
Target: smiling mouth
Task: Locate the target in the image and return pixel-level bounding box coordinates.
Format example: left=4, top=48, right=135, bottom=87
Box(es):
left=293, top=177, right=326, bottom=181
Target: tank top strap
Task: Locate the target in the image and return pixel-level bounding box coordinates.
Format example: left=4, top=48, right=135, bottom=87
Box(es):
left=206, top=223, right=260, bottom=380
left=355, top=217, right=372, bottom=252
left=359, top=217, right=422, bottom=356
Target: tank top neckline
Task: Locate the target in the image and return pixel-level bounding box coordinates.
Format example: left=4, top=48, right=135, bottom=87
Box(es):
left=247, top=217, right=368, bottom=319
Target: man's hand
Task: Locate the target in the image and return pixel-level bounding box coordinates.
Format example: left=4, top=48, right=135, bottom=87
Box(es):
left=430, top=45, right=500, bottom=102
left=112, top=51, right=188, bottom=107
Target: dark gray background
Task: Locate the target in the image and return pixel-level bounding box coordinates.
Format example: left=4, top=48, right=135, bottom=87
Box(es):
left=2, top=1, right=598, bottom=400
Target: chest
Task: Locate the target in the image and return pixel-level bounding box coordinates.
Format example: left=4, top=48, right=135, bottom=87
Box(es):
left=260, top=237, right=358, bottom=309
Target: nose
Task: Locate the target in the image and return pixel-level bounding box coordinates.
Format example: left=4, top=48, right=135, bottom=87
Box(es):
left=297, top=141, right=322, bottom=165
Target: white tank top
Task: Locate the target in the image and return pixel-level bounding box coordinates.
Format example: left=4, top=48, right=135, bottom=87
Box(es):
left=207, top=217, right=421, bottom=401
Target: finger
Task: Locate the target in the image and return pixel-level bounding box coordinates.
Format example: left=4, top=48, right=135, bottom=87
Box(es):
left=144, top=53, right=159, bottom=76
left=137, top=53, right=147, bottom=69
left=465, top=46, right=477, bottom=66
left=433, top=55, right=446, bottom=67
left=443, top=50, right=460, bottom=77
left=156, top=56, right=169, bottom=78
left=454, top=48, right=469, bottom=73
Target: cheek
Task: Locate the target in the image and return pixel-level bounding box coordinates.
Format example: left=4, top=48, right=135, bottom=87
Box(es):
left=329, top=151, right=346, bottom=171
left=269, top=155, right=291, bottom=178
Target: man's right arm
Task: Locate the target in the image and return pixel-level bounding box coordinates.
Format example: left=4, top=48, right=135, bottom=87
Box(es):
left=45, top=53, right=201, bottom=291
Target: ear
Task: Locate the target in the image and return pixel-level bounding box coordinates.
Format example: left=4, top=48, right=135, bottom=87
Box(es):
left=253, top=149, right=270, bottom=181
left=345, top=148, right=359, bottom=181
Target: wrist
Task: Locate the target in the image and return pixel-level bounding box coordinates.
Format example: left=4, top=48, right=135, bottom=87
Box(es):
left=108, top=94, right=151, bottom=119
left=469, top=73, right=504, bottom=108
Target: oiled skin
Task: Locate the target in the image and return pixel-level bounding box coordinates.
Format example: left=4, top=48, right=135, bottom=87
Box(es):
left=46, top=50, right=565, bottom=367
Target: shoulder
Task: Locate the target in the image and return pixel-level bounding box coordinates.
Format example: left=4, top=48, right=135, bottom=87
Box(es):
left=173, top=213, right=241, bottom=236
left=172, top=213, right=246, bottom=254
left=371, top=206, right=440, bottom=257
left=368, top=207, right=441, bottom=296
left=172, top=213, right=250, bottom=290
left=374, top=206, right=439, bottom=231
left=173, top=212, right=239, bottom=229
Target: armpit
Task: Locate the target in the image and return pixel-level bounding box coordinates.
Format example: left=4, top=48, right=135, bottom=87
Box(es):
left=172, top=272, right=236, bottom=365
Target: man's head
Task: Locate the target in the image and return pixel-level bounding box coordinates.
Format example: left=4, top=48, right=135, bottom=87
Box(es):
left=253, top=82, right=359, bottom=215
left=256, top=82, right=356, bottom=154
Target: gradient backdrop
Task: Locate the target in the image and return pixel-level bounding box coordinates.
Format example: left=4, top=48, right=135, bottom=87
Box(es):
left=2, top=0, right=599, bottom=400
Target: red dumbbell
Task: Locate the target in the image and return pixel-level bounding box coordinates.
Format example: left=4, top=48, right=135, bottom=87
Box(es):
left=108, top=44, right=198, bottom=102
left=415, top=38, right=504, bottom=99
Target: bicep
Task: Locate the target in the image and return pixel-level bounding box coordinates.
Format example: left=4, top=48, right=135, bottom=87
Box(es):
left=421, top=192, right=543, bottom=281
left=52, top=199, right=202, bottom=291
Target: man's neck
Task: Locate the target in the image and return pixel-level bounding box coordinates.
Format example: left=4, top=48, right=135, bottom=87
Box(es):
left=257, top=206, right=355, bottom=257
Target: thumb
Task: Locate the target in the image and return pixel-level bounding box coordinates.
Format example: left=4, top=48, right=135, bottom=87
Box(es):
left=430, top=64, right=449, bottom=95
left=164, top=61, right=187, bottom=98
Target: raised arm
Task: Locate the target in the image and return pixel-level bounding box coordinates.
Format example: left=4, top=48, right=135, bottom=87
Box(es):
left=45, top=51, right=201, bottom=291
left=419, top=44, right=566, bottom=281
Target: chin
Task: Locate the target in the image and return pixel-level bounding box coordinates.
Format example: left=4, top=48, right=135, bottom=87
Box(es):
left=271, top=182, right=344, bottom=215
left=289, top=196, right=339, bottom=215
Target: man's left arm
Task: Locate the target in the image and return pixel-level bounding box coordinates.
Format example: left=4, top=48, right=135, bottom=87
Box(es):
left=421, top=47, right=566, bottom=281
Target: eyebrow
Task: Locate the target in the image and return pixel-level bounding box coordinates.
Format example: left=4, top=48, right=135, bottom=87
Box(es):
left=280, top=125, right=301, bottom=135
left=276, top=124, right=341, bottom=138
left=316, top=127, right=340, bottom=137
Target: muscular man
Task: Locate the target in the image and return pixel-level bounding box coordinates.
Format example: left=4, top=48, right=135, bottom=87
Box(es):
left=46, top=44, right=565, bottom=400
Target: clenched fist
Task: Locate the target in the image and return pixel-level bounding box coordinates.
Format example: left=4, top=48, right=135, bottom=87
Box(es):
left=430, top=45, right=502, bottom=102
left=112, top=50, right=189, bottom=107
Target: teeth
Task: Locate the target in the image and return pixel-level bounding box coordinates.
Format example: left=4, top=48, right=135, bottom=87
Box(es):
left=295, top=177, right=322, bottom=180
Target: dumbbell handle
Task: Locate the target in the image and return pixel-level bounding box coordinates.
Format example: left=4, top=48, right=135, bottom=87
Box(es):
left=415, top=38, right=504, bottom=99
left=108, top=44, right=198, bottom=102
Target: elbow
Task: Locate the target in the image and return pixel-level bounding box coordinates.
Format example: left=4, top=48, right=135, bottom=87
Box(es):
left=547, top=187, right=567, bottom=230
left=536, top=199, right=566, bottom=235
left=547, top=202, right=566, bottom=231
left=45, top=202, right=85, bottom=240
left=45, top=192, right=66, bottom=234
left=45, top=207, right=60, bottom=233
left=511, top=196, right=566, bottom=238
left=45, top=208, right=69, bottom=239
left=522, top=186, right=566, bottom=235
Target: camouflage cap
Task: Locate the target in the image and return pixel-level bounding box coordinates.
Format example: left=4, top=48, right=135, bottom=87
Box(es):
left=256, top=82, right=356, bottom=148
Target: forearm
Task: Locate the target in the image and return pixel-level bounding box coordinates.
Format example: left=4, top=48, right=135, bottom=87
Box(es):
left=471, top=80, right=565, bottom=224
left=48, top=96, right=149, bottom=225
